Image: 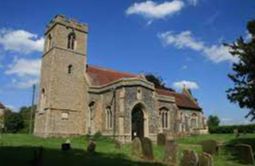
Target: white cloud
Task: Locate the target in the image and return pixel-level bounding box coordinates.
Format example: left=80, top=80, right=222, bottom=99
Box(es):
left=158, top=30, right=239, bottom=63
left=5, top=58, right=41, bottom=89
left=173, top=80, right=199, bottom=90
left=0, top=29, right=44, bottom=54
left=187, top=0, right=198, bottom=6
left=5, top=58, right=41, bottom=77
left=126, top=0, right=185, bottom=20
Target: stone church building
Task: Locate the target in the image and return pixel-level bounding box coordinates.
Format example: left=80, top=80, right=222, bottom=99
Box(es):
left=34, top=15, right=207, bottom=143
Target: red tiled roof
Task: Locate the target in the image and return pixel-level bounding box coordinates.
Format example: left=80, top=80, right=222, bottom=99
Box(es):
left=156, top=88, right=202, bottom=111
left=0, top=102, right=5, bottom=109
left=86, top=65, right=138, bottom=86
left=86, top=65, right=201, bottom=111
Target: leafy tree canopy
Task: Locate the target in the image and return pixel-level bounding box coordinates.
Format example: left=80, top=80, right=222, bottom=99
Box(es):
left=207, top=115, right=220, bottom=129
left=225, top=20, right=255, bottom=121
left=145, top=74, right=174, bottom=91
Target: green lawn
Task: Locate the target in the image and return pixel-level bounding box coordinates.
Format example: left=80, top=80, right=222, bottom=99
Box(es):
left=0, top=133, right=254, bottom=166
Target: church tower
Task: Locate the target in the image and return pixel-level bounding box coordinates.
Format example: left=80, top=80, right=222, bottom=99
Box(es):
left=34, top=15, right=89, bottom=137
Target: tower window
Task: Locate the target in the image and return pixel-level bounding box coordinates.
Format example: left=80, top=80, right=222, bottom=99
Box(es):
left=68, top=65, right=73, bottom=74
left=47, top=34, right=52, bottom=51
left=67, top=32, right=76, bottom=50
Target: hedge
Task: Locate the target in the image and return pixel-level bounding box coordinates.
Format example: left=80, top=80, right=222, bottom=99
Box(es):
left=209, top=124, right=255, bottom=134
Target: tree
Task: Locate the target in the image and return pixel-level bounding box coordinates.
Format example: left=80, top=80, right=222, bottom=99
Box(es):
left=4, top=112, right=24, bottom=133
left=145, top=74, right=174, bottom=91
left=207, top=115, right=220, bottom=129
left=225, top=20, right=255, bottom=121
left=19, top=106, right=36, bottom=133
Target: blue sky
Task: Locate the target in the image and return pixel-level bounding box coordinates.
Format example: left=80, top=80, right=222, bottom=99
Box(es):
left=0, top=0, right=254, bottom=125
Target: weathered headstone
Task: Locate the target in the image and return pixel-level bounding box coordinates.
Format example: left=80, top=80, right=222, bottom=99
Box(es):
left=114, top=140, right=121, bottom=150
left=87, top=141, right=96, bottom=153
left=233, top=129, right=239, bottom=138
left=141, top=137, right=154, bottom=160
left=180, top=150, right=199, bottom=166
left=199, top=152, right=213, bottom=166
left=163, top=140, right=178, bottom=165
left=131, top=137, right=142, bottom=157
left=200, top=140, right=219, bottom=155
left=157, top=133, right=166, bottom=146
left=61, top=139, right=71, bottom=151
left=32, top=147, right=43, bottom=166
left=235, top=144, right=254, bottom=165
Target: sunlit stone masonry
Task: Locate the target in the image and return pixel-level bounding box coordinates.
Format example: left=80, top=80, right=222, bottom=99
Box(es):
left=34, top=15, right=208, bottom=143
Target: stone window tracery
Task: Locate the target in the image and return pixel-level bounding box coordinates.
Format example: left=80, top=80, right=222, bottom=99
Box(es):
left=106, top=107, right=112, bottom=129
left=67, top=32, right=76, bottom=50
left=160, top=107, right=169, bottom=129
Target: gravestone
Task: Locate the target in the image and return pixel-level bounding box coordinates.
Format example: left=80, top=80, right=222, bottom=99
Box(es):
left=233, top=129, right=239, bottom=138
left=87, top=141, right=96, bottom=153
left=180, top=150, right=199, bottom=166
left=132, top=137, right=142, bottom=157
left=163, top=140, right=178, bottom=165
left=235, top=144, right=254, bottom=165
left=141, top=137, right=154, bottom=160
left=61, top=139, right=71, bottom=151
left=200, top=140, right=219, bottom=155
left=157, top=133, right=166, bottom=146
left=32, top=146, right=43, bottom=166
left=199, top=152, right=213, bottom=166
left=114, top=140, right=121, bottom=150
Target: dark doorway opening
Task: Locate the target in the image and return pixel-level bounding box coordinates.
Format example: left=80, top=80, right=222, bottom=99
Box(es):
left=131, top=105, right=144, bottom=140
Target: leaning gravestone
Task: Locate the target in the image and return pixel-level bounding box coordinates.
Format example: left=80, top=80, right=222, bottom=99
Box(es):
left=235, top=144, right=254, bottom=165
left=199, top=152, right=213, bottom=166
left=114, top=140, right=121, bottom=150
left=200, top=140, right=219, bottom=155
left=157, top=133, right=166, bottom=146
left=132, top=137, right=142, bottom=157
left=141, top=137, right=154, bottom=160
left=87, top=141, right=96, bottom=153
left=180, top=150, right=199, bottom=166
left=163, top=140, right=178, bottom=165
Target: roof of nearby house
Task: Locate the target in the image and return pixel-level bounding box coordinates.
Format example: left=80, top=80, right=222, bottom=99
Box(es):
left=87, top=65, right=139, bottom=86
left=0, top=102, right=5, bottom=109
left=86, top=65, right=202, bottom=111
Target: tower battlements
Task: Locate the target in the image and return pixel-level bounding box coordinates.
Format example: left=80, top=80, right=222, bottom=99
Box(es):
left=45, top=14, right=88, bottom=35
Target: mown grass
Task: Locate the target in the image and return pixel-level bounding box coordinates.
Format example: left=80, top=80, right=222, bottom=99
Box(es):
left=0, top=133, right=254, bottom=166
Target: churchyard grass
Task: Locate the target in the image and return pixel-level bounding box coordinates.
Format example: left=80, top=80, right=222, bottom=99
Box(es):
left=0, top=133, right=254, bottom=165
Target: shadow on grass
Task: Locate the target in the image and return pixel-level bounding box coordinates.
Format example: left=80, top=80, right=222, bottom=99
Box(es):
left=0, top=146, right=165, bottom=166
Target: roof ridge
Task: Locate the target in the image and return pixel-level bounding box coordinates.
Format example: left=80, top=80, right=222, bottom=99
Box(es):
left=87, top=64, right=138, bottom=76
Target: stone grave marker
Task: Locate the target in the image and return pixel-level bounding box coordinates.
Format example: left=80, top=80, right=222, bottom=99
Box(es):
left=61, top=139, right=71, bottom=151
left=163, top=140, right=178, bottom=165
left=235, top=144, right=254, bottom=165
left=199, top=152, right=213, bottom=166
left=200, top=140, right=219, bottom=155
left=87, top=141, right=96, bottom=153
left=132, top=137, right=142, bottom=157
left=157, top=133, right=166, bottom=146
left=180, top=150, right=199, bottom=166
left=141, top=137, right=154, bottom=160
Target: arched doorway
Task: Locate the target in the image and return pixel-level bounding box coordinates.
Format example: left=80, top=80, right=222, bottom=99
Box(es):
left=131, top=104, right=144, bottom=140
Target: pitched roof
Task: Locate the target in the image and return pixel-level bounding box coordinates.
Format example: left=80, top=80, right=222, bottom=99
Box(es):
left=0, top=102, right=5, bottom=109
left=156, top=88, right=202, bottom=111
left=86, top=65, right=202, bottom=111
left=86, top=65, right=139, bottom=86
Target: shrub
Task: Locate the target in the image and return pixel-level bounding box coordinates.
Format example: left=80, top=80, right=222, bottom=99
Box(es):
left=209, top=124, right=255, bottom=134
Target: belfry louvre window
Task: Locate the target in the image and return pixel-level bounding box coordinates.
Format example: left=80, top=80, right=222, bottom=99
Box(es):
left=67, top=32, right=76, bottom=50
left=106, top=107, right=113, bottom=129
left=160, top=108, right=169, bottom=129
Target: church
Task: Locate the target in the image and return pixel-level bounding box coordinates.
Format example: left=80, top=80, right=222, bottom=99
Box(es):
left=34, top=15, right=208, bottom=143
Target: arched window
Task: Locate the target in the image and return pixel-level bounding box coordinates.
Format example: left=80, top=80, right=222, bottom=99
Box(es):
left=88, top=102, right=95, bottom=129
left=68, top=65, right=73, bottom=74
left=159, top=107, right=169, bottom=129
left=47, top=34, right=52, bottom=51
left=106, top=107, right=113, bottom=129
left=67, top=32, right=76, bottom=50
left=191, top=113, right=197, bottom=128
